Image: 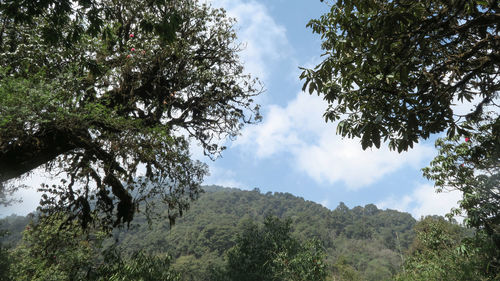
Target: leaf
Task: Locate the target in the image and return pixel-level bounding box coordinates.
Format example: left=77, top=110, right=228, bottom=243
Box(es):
left=309, top=82, right=316, bottom=94
left=361, top=125, right=372, bottom=150
left=371, top=127, right=381, bottom=148
left=400, top=66, right=409, bottom=83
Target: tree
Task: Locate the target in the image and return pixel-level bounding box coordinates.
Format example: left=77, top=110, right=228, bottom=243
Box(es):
left=0, top=222, right=12, bottom=281
left=95, top=248, right=181, bottom=281
left=7, top=213, right=181, bottom=281
left=303, top=1, right=499, bottom=276
left=396, top=216, right=494, bottom=281
left=422, top=119, right=500, bottom=276
left=301, top=0, right=499, bottom=152
left=8, top=214, right=99, bottom=281
left=332, top=256, right=362, bottom=281
left=216, top=216, right=327, bottom=281
left=0, top=0, right=106, bottom=46
left=0, top=0, right=262, bottom=228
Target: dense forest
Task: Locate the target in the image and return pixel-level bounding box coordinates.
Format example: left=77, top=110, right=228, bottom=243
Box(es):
left=0, top=185, right=468, bottom=280
left=108, top=186, right=416, bottom=280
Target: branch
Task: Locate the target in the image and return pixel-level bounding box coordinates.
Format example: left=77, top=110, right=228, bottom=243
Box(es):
left=0, top=128, right=83, bottom=183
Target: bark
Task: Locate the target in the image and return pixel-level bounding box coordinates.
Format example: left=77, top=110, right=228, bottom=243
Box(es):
left=0, top=128, right=80, bottom=183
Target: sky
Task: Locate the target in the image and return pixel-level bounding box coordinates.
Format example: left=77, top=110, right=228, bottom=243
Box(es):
left=0, top=0, right=463, bottom=220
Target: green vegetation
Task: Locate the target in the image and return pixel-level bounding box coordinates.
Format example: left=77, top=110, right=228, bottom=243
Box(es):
left=302, top=0, right=499, bottom=152
left=422, top=123, right=500, bottom=276
left=0, top=0, right=498, bottom=280
left=1, top=213, right=182, bottom=281
left=0, top=222, right=11, bottom=281
left=303, top=0, right=499, bottom=279
left=0, top=0, right=261, bottom=228
left=8, top=214, right=98, bottom=281
left=215, top=216, right=327, bottom=281
left=396, top=216, right=494, bottom=281
left=95, top=249, right=181, bottom=281
left=2, top=186, right=417, bottom=280
left=2, top=187, right=494, bottom=280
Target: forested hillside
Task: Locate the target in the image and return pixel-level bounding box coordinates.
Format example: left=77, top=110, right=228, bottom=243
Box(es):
left=1, top=186, right=416, bottom=280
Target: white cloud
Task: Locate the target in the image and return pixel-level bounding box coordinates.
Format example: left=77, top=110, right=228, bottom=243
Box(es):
left=295, top=134, right=434, bottom=189
left=202, top=166, right=246, bottom=189
left=377, top=183, right=462, bottom=221
left=189, top=0, right=294, bottom=187
left=240, top=104, right=300, bottom=157
left=236, top=92, right=435, bottom=189
left=320, top=199, right=330, bottom=208
left=210, top=0, right=290, bottom=81
left=237, top=90, right=327, bottom=157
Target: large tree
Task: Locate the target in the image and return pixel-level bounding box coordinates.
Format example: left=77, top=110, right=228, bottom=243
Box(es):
left=0, top=0, right=262, bottom=228
left=395, top=216, right=490, bottom=281
left=303, top=0, right=499, bottom=276
left=6, top=213, right=182, bottom=281
left=422, top=119, right=499, bottom=274
left=301, top=0, right=499, bottom=151
left=214, top=216, right=327, bottom=281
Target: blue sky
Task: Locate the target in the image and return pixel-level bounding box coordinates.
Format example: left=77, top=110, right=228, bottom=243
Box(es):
left=0, top=0, right=463, bottom=219
left=197, top=0, right=463, bottom=219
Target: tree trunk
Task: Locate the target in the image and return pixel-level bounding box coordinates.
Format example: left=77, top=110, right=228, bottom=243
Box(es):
left=0, top=129, right=79, bottom=182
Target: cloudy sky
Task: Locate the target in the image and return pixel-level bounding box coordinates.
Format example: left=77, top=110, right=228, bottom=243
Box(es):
left=200, top=0, right=462, bottom=219
left=0, top=0, right=463, bottom=220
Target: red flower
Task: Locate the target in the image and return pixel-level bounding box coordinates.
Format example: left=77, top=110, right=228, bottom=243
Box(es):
left=127, top=54, right=132, bottom=58
left=131, top=48, right=135, bottom=52
left=461, top=163, right=465, bottom=167
left=465, top=137, right=470, bottom=142
left=129, top=33, right=134, bottom=38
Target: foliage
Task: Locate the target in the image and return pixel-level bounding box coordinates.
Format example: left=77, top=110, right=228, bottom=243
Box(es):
left=215, top=216, right=327, bottom=281
left=422, top=118, right=500, bottom=276
left=304, top=1, right=499, bottom=277
left=4, top=213, right=181, bottom=281
left=0, top=222, right=11, bottom=281
left=8, top=214, right=100, bottom=281
left=301, top=0, right=499, bottom=152
left=94, top=248, right=181, bottom=281
left=0, top=0, right=105, bottom=44
left=0, top=0, right=262, bottom=228
left=396, top=216, right=495, bottom=281
left=332, top=256, right=362, bottom=281
left=0, top=215, right=29, bottom=250
left=108, top=187, right=414, bottom=280
left=1, top=186, right=417, bottom=280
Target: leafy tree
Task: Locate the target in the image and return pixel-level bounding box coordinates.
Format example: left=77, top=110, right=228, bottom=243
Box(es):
left=0, top=222, right=12, bottom=281
left=396, top=216, right=493, bottom=281
left=301, top=0, right=499, bottom=151
left=217, top=216, right=327, bottom=281
left=422, top=119, right=500, bottom=276
left=0, top=0, right=105, bottom=44
left=332, top=256, right=362, bottom=281
left=330, top=202, right=351, bottom=236
left=95, top=248, right=181, bottom=281
left=304, top=1, right=499, bottom=277
left=7, top=212, right=181, bottom=281
left=8, top=214, right=99, bottom=281
left=0, top=0, right=262, bottom=228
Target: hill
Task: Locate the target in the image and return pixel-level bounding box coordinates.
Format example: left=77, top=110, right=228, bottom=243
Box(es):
left=1, top=185, right=416, bottom=280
